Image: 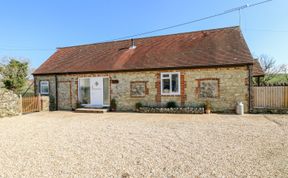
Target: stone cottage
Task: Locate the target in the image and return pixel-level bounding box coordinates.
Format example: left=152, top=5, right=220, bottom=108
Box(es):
left=33, top=26, right=264, bottom=112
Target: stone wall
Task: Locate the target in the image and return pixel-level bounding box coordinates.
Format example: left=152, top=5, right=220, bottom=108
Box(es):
left=0, top=89, right=21, bottom=117
left=34, top=65, right=249, bottom=112
left=41, top=96, right=50, bottom=111
left=34, top=75, right=57, bottom=110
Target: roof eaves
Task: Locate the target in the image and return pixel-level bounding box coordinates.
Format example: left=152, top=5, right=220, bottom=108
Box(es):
left=33, top=62, right=252, bottom=76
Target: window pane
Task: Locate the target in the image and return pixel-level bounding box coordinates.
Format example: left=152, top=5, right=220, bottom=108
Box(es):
left=42, top=86, right=49, bottom=93
left=162, top=78, right=170, bottom=93
left=103, top=78, right=110, bottom=105
left=79, top=78, right=90, bottom=104
left=162, top=74, right=169, bottom=78
left=171, top=74, right=179, bottom=93
left=40, top=81, right=49, bottom=94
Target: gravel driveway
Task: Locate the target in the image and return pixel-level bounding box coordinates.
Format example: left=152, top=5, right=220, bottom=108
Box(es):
left=0, top=112, right=287, bottom=177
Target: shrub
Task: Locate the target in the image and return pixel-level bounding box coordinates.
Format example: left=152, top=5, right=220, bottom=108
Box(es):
left=1, top=59, right=29, bottom=94
left=49, top=95, right=56, bottom=111
left=110, top=98, right=117, bottom=111
left=166, top=101, right=178, bottom=108
left=135, top=102, right=143, bottom=110
left=204, top=100, right=211, bottom=110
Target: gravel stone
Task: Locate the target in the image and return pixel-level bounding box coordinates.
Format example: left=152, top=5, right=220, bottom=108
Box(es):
left=0, top=112, right=287, bottom=177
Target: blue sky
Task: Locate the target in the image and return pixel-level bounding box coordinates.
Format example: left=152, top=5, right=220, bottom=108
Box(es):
left=0, top=0, right=287, bottom=68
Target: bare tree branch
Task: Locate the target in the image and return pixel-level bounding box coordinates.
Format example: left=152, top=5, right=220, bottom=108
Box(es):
left=257, top=54, right=286, bottom=84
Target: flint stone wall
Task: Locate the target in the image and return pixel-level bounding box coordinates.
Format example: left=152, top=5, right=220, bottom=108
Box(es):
left=0, top=89, right=20, bottom=117
left=34, top=66, right=249, bottom=112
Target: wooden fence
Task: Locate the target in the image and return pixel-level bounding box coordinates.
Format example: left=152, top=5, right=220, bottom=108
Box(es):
left=21, top=94, right=42, bottom=113
left=254, top=86, right=288, bottom=108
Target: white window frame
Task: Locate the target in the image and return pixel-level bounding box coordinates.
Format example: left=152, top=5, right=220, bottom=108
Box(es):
left=160, top=72, right=181, bottom=95
left=40, top=81, right=49, bottom=95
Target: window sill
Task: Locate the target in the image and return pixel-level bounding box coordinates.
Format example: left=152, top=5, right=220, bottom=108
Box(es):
left=161, top=94, right=181, bottom=97
left=40, top=93, right=49, bottom=95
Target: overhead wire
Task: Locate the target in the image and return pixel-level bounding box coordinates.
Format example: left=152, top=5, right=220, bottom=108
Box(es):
left=0, top=0, right=274, bottom=51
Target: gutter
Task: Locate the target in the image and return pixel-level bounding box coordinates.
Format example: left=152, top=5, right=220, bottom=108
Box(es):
left=248, top=64, right=253, bottom=113
left=55, top=75, right=58, bottom=110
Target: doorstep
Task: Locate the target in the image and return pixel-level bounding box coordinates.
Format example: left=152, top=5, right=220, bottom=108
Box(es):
left=75, top=108, right=108, bottom=113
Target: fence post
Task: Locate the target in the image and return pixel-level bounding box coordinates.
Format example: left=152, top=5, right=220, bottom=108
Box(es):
left=19, top=95, right=23, bottom=115
left=38, top=93, right=41, bottom=112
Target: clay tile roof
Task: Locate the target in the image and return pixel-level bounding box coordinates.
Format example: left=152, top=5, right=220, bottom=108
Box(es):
left=33, top=26, right=256, bottom=75
left=253, top=59, right=265, bottom=76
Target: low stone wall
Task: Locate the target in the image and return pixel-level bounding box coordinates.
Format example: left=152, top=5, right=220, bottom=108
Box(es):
left=138, top=107, right=205, bottom=114
left=0, top=89, right=20, bottom=117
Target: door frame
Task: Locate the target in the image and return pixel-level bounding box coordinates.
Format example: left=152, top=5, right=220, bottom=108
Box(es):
left=78, top=76, right=110, bottom=107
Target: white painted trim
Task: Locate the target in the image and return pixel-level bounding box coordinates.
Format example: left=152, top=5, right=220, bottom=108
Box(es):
left=102, top=77, right=110, bottom=106
left=78, top=77, right=110, bottom=107
left=78, top=78, right=90, bottom=105
left=160, top=72, right=181, bottom=95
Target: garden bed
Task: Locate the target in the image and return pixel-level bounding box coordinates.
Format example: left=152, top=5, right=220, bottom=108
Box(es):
left=138, top=106, right=205, bottom=114
left=252, top=108, right=288, bottom=114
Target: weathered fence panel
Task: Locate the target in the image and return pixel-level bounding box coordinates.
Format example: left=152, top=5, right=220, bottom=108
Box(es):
left=254, top=86, right=288, bottom=108
left=22, top=95, right=41, bottom=113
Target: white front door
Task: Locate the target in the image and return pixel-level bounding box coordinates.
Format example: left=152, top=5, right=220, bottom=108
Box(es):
left=90, top=77, right=103, bottom=106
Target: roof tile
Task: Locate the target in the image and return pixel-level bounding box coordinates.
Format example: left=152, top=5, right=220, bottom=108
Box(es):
left=34, top=26, right=256, bottom=75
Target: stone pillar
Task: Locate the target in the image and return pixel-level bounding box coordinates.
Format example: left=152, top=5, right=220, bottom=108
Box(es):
left=180, top=73, right=187, bottom=106
left=155, top=73, right=161, bottom=105
left=41, top=96, right=50, bottom=111
left=19, top=95, right=22, bottom=115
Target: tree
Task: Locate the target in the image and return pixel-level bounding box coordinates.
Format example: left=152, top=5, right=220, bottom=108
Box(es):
left=259, top=55, right=276, bottom=74
left=0, top=59, right=29, bottom=94
left=258, top=55, right=286, bottom=84
left=281, top=64, right=288, bottom=81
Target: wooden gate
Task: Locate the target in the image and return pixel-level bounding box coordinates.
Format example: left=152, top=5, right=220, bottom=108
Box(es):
left=21, top=95, right=41, bottom=113
left=254, top=86, right=288, bottom=108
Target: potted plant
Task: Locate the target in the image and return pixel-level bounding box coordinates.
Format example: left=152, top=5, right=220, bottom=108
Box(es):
left=135, top=102, right=143, bottom=112
left=110, top=98, right=117, bottom=111
left=204, top=100, right=212, bottom=114
left=76, top=101, right=83, bottom=109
